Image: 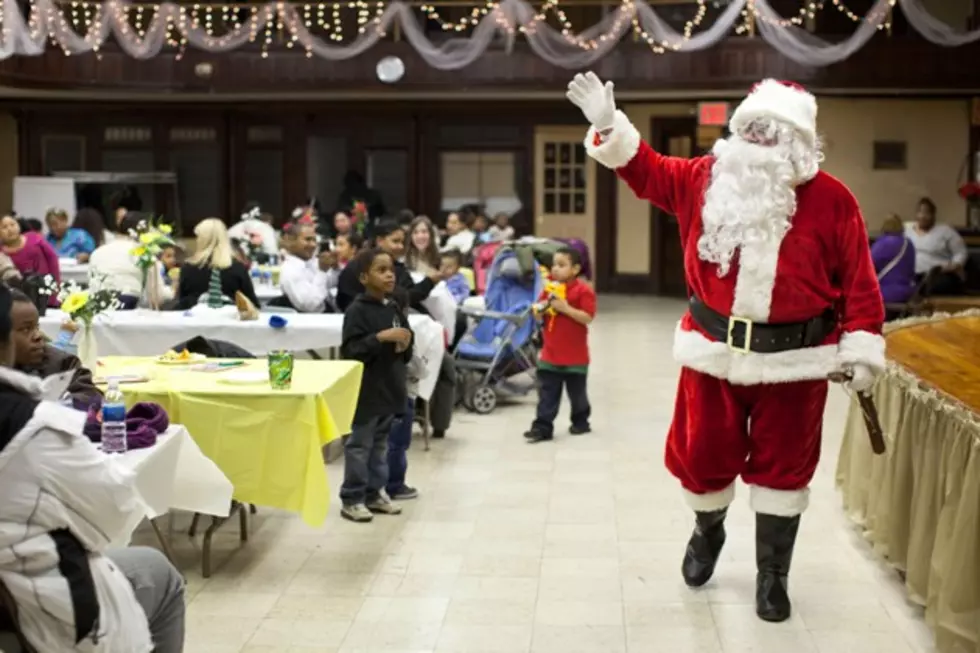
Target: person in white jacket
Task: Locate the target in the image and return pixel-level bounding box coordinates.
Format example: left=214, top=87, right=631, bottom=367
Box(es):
left=0, top=285, right=186, bottom=652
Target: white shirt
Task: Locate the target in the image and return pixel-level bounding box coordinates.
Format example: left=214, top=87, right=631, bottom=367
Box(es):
left=228, top=219, right=279, bottom=256
left=280, top=253, right=331, bottom=313
left=442, top=229, right=476, bottom=255
left=88, top=237, right=144, bottom=296
left=904, top=222, right=968, bottom=274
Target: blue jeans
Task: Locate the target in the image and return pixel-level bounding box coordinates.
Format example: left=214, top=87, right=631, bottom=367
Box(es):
left=340, top=416, right=393, bottom=505
left=386, top=398, right=414, bottom=494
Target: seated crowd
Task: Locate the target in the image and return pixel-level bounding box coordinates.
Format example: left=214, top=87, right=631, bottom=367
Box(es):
left=870, top=197, right=973, bottom=318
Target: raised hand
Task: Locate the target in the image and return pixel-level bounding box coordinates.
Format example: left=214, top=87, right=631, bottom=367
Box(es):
left=565, top=72, right=617, bottom=131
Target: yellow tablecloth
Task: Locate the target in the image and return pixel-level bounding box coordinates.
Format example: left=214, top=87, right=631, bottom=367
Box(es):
left=836, top=313, right=980, bottom=653
left=98, top=357, right=362, bottom=526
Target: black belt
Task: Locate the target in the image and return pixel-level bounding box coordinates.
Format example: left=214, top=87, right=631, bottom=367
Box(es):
left=689, top=296, right=836, bottom=354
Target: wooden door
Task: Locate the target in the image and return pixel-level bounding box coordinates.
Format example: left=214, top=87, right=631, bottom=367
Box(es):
left=650, top=117, right=696, bottom=297
left=533, top=126, right=596, bottom=258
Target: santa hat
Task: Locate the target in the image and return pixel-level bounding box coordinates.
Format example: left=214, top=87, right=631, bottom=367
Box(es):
left=728, top=79, right=817, bottom=145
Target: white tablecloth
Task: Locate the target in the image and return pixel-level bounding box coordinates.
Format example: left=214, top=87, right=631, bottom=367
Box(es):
left=59, top=259, right=88, bottom=285
left=39, top=309, right=437, bottom=360
left=113, top=425, right=233, bottom=544
left=253, top=284, right=281, bottom=302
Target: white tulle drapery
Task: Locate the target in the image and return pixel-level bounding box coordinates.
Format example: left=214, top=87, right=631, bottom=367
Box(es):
left=0, top=0, right=976, bottom=67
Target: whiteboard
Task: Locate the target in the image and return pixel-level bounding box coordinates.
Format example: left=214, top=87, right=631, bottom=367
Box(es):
left=13, top=176, right=77, bottom=225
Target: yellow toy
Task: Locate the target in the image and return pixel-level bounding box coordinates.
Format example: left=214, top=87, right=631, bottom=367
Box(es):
left=537, top=280, right=566, bottom=331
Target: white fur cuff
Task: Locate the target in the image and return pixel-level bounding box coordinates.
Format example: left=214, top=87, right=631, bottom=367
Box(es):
left=584, top=110, right=641, bottom=170
left=749, top=485, right=810, bottom=517
left=683, top=484, right=735, bottom=512
left=837, top=330, right=886, bottom=376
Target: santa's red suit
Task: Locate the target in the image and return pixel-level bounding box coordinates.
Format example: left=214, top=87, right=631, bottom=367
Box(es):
left=569, top=74, right=885, bottom=622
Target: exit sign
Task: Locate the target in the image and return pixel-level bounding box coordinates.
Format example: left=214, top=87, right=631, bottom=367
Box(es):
left=698, top=102, right=730, bottom=126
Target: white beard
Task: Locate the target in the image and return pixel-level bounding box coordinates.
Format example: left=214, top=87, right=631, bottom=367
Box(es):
left=698, top=135, right=807, bottom=277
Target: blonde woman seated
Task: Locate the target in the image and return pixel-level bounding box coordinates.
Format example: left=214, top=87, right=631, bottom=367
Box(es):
left=176, top=218, right=259, bottom=310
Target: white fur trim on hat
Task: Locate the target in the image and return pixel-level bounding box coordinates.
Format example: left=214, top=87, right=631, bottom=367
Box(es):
left=584, top=110, right=641, bottom=170
left=729, top=79, right=817, bottom=145
left=750, top=485, right=810, bottom=517
left=683, top=484, right=735, bottom=512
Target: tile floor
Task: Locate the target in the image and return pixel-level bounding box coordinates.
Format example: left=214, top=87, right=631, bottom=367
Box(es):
left=144, top=297, right=937, bottom=653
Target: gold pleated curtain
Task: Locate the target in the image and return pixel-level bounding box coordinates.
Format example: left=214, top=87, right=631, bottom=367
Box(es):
left=836, top=322, right=980, bottom=653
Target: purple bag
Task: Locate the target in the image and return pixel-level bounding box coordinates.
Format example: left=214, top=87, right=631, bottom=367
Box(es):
left=83, top=401, right=169, bottom=450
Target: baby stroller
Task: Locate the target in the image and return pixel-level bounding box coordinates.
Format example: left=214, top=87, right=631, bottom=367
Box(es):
left=454, top=248, right=543, bottom=414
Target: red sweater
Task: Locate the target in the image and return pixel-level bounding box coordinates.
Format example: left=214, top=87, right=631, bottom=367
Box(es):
left=539, top=278, right=597, bottom=367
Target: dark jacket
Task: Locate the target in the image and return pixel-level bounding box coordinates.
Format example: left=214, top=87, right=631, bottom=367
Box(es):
left=336, top=259, right=435, bottom=314
left=16, top=345, right=103, bottom=405
left=175, top=260, right=259, bottom=310
left=341, top=294, right=413, bottom=426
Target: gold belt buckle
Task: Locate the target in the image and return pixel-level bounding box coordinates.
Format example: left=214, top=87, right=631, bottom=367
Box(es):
left=726, top=316, right=753, bottom=354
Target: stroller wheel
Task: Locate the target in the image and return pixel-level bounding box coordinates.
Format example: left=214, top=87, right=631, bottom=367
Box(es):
left=467, top=384, right=497, bottom=415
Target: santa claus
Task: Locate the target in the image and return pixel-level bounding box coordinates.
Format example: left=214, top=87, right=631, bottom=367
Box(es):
left=567, top=73, right=885, bottom=622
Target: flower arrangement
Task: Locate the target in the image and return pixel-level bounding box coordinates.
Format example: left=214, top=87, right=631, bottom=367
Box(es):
left=58, top=277, right=122, bottom=325
left=351, top=201, right=368, bottom=235
left=129, top=217, right=174, bottom=273
left=958, top=181, right=980, bottom=202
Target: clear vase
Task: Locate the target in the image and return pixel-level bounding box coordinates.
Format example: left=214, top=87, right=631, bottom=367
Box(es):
left=77, top=323, right=98, bottom=371
left=139, top=267, right=163, bottom=310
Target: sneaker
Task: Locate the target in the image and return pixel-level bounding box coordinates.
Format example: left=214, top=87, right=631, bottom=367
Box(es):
left=569, top=424, right=592, bottom=435
left=341, top=503, right=374, bottom=522
left=389, top=485, right=419, bottom=501
left=524, top=429, right=553, bottom=444
left=366, top=490, right=403, bottom=515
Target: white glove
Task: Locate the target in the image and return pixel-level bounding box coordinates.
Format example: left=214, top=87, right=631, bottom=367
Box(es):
left=566, top=72, right=617, bottom=132
left=845, top=364, right=875, bottom=393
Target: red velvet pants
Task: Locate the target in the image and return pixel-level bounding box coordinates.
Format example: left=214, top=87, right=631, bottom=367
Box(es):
left=665, top=367, right=828, bottom=516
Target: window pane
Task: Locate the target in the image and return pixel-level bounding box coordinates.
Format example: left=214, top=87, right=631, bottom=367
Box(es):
left=366, top=149, right=408, bottom=215
left=440, top=151, right=522, bottom=219
left=306, top=136, right=347, bottom=215
left=43, top=135, right=85, bottom=174
left=244, top=149, right=284, bottom=220
left=102, top=149, right=156, bottom=215
left=171, top=148, right=221, bottom=230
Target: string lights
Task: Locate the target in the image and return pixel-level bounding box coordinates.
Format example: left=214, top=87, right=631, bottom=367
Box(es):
left=19, top=0, right=903, bottom=62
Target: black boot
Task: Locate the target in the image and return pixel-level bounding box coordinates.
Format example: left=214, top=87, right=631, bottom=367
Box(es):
left=755, top=513, right=801, bottom=623
left=681, top=508, right=727, bottom=587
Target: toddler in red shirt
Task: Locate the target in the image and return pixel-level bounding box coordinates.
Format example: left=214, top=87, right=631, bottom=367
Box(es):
left=525, top=247, right=597, bottom=443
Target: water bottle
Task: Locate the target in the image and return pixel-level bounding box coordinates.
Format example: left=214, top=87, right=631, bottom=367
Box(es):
left=101, top=381, right=128, bottom=454
left=250, top=264, right=261, bottom=285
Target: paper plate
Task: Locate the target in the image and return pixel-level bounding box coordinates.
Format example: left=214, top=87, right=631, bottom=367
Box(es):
left=156, top=353, right=206, bottom=365
left=216, top=371, right=269, bottom=385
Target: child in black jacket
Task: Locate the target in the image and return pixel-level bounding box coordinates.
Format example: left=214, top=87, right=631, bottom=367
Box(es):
left=339, top=248, right=414, bottom=523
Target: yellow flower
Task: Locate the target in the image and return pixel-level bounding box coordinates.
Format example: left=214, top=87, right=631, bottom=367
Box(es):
left=159, top=224, right=172, bottom=235
left=131, top=245, right=147, bottom=257
left=139, top=232, right=156, bottom=245
left=61, top=291, right=89, bottom=316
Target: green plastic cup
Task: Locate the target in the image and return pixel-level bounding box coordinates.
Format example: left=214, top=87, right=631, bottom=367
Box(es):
left=267, top=350, right=294, bottom=390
